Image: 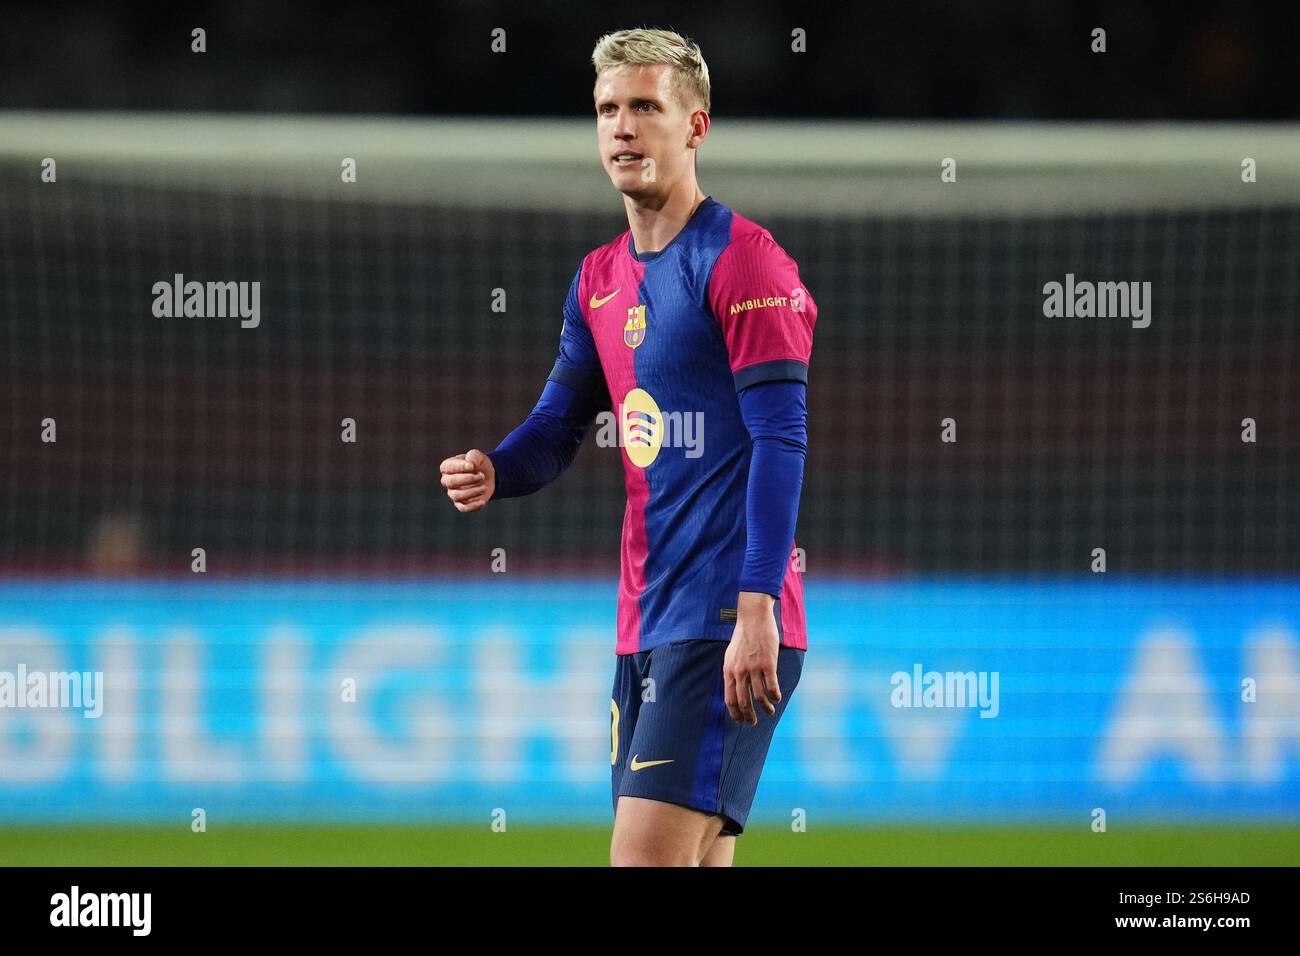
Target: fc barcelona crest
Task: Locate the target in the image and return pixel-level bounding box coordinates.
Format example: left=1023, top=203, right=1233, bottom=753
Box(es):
left=624, top=304, right=647, bottom=349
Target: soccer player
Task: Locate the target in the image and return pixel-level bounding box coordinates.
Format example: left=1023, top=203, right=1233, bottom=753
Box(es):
left=440, top=27, right=816, bottom=867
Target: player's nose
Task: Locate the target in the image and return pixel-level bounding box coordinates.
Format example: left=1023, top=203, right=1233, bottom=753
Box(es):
left=612, top=113, right=636, bottom=139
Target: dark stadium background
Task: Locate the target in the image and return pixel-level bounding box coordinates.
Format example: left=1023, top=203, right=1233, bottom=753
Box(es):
left=1, top=1, right=1295, bottom=120
left=1, top=0, right=1295, bottom=578
left=4, top=198, right=1295, bottom=577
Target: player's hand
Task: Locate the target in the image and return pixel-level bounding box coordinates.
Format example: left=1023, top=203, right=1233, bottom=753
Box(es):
left=440, top=448, right=496, bottom=513
left=723, top=592, right=782, bottom=725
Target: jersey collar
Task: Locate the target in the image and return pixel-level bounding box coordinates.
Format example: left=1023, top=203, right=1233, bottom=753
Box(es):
left=626, top=196, right=717, bottom=263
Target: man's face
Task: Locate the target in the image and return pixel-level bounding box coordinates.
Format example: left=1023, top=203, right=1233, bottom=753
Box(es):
left=594, top=63, right=704, bottom=201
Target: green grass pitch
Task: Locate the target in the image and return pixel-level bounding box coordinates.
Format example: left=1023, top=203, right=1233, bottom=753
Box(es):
left=2, top=825, right=1297, bottom=866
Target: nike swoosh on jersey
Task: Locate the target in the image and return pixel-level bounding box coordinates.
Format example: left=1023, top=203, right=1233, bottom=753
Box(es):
left=629, top=755, right=675, bottom=771
left=589, top=289, right=621, bottom=308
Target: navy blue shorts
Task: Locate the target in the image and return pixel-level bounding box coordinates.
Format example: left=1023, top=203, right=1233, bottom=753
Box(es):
left=610, top=638, right=804, bottom=836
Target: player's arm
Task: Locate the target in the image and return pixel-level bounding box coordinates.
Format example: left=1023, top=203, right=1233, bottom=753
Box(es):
left=441, top=266, right=608, bottom=511
left=484, top=371, right=608, bottom=499
left=707, top=230, right=817, bottom=723
left=737, top=380, right=808, bottom=600
left=725, top=379, right=809, bottom=723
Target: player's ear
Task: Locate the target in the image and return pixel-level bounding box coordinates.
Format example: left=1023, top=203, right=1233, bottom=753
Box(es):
left=687, top=109, right=709, bottom=148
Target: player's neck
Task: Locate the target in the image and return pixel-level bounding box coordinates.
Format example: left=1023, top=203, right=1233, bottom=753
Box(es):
left=623, top=185, right=707, bottom=256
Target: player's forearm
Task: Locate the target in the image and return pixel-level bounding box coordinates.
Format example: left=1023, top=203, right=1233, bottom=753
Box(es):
left=487, top=379, right=593, bottom=498
left=737, top=380, right=808, bottom=598
left=738, top=434, right=806, bottom=596
left=487, top=417, right=579, bottom=499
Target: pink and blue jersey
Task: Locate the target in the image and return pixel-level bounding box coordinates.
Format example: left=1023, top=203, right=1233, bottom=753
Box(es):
left=489, top=196, right=816, bottom=655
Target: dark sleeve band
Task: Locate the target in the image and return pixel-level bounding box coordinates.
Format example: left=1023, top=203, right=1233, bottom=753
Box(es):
left=733, top=358, right=809, bottom=393
left=547, top=359, right=593, bottom=393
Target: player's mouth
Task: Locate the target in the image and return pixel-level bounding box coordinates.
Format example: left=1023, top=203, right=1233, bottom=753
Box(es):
left=611, top=150, right=644, bottom=167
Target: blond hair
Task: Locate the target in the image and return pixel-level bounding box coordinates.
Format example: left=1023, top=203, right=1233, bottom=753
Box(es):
left=591, top=28, right=711, bottom=113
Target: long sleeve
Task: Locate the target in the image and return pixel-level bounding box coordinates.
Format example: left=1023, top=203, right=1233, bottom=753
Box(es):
left=487, top=376, right=608, bottom=499
left=737, top=379, right=808, bottom=597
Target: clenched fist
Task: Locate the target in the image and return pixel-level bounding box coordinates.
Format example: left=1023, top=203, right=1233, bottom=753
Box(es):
left=440, top=448, right=496, bottom=512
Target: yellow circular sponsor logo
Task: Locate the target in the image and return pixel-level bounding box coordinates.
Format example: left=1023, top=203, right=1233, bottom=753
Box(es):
left=621, top=387, right=662, bottom=468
